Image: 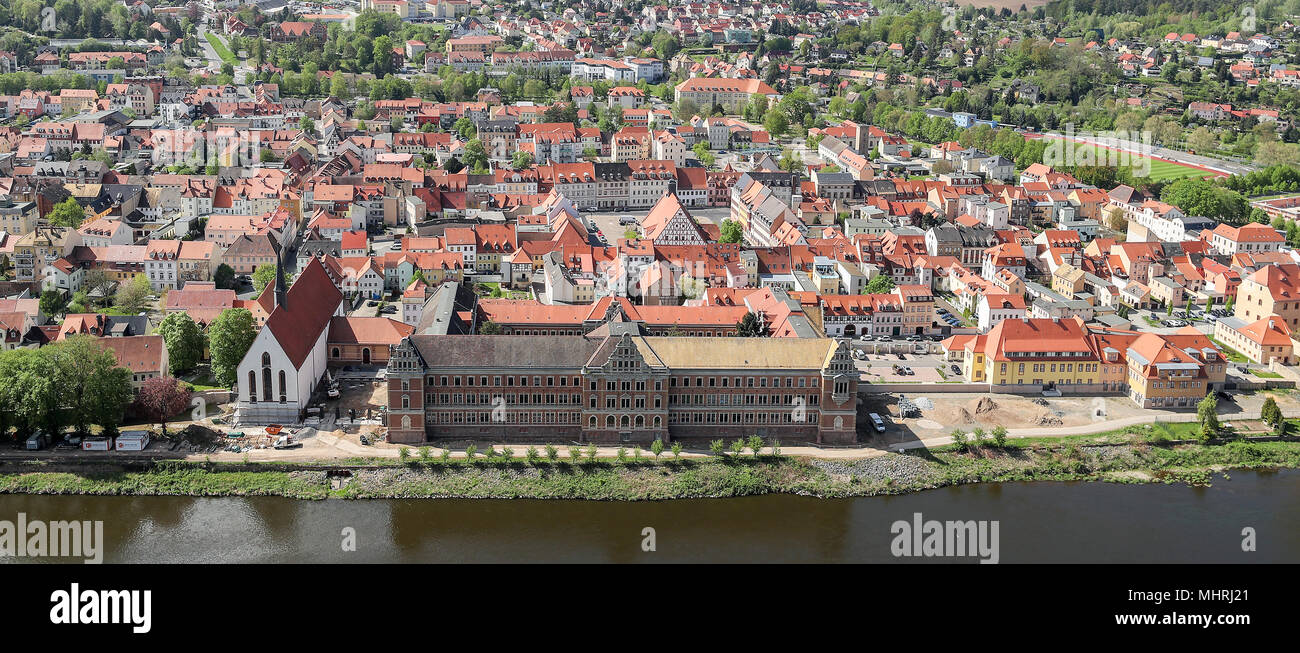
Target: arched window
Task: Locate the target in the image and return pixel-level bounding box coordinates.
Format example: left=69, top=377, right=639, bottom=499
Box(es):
left=653, top=416, right=661, bottom=428
left=620, top=415, right=629, bottom=428
left=605, top=415, right=615, bottom=428
left=278, top=370, right=286, bottom=403
left=331, top=347, right=340, bottom=358
left=401, top=415, right=411, bottom=430
left=247, top=370, right=257, bottom=403
left=634, top=415, right=644, bottom=428
left=261, top=352, right=272, bottom=402
left=588, top=415, right=597, bottom=427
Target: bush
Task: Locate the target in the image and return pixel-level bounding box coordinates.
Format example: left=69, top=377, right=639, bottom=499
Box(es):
left=671, top=441, right=683, bottom=460
left=651, top=439, right=664, bottom=459
left=569, top=446, right=582, bottom=462
left=439, top=448, right=451, bottom=463
left=950, top=428, right=968, bottom=452
left=586, top=442, right=598, bottom=462
left=991, top=426, right=1007, bottom=448
left=525, top=446, right=539, bottom=463
left=465, top=444, right=478, bottom=459
left=709, top=439, right=725, bottom=456
left=545, top=444, right=559, bottom=461
left=616, top=447, right=628, bottom=462
left=418, top=446, right=431, bottom=461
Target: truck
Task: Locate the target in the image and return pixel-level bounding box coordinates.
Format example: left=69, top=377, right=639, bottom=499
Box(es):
left=272, top=435, right=302, bottom=450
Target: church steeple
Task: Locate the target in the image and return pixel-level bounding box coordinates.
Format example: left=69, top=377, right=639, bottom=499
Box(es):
left=274, top=243, right=288, bottom=309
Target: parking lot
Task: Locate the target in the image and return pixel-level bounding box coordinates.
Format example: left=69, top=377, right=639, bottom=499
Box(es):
left=850, top=343, right=965, bottom=383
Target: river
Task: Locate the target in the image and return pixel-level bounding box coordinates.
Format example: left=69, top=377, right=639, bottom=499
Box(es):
left=2, top=470, right=1298, bottom=563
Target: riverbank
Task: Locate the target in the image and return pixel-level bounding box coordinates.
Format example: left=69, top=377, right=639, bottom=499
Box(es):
left=2, top=437, right=1299, bottom=500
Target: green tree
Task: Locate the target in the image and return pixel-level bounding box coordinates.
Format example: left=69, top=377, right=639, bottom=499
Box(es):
left=1261, top=396, right=1283, bottom=433
left=719, top=219, right=743, bottom=244
left=1197, top=393, right=1221, bottom=441
left=47, top=197, right=85, bottom=228
left=251, top=264, right=278, bottom=294
left=213, top=263, right=236, bottom=290
left=650, top=439, right=664, bottom=459
left=764, top=108, right=789, bottom=136
left=157, top=312, right=205, bottom=374
left=746, top=434, right=764, bottom=458
left=39, top=290, right=67, bottom=318
left=114, top=274, right=153, bottom=314
left=736, top=311, right=766, bottom=337
left=863, top=275, right=896, bottom=294
left=709, top=439, right=725, bottom=456
left=512, top=150, right=534, bottom=170
left=207, top=308, right=256, bottom=387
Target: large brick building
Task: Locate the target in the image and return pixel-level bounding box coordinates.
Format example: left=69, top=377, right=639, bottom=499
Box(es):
left=384, top=328, right=859, bottom=445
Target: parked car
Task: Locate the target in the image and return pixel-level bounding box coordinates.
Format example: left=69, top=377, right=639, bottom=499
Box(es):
left=950, top=364, right=962, bottom=375
left=859, top=334, right=874, bottom=341
left=379, top=305, right=397, bottom=314
left=869, top=413, right=887, bottom=433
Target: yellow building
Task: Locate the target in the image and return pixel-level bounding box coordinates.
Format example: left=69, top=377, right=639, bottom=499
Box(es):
left=959, top=317, right=1099, bottom=388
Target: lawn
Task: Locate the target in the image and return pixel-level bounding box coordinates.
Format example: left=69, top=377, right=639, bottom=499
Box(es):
left=205, top=32, right=238, bottom=66
left=1208, top=337, right=1251, bottom=364
left=1045, top=141, right=1210, bottom=181
left=1251, top=369, right=1283, bottom=379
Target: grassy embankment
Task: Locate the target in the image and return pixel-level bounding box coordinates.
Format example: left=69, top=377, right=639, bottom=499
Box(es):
left=3, top=422, right=1299, bottom=500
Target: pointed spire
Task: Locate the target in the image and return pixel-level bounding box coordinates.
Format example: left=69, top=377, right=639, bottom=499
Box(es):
left=274, top=242, right=288, bottom=309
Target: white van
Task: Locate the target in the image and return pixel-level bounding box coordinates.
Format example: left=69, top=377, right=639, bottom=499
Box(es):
left=868, top=413, right=887, bottom=433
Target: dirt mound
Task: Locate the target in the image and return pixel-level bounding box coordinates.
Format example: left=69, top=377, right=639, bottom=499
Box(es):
left=970, top=397, right=999, bottom=414
left=1037, top=414, right=1063, bottom=426
left=177, top=424, right=223, bottom=445
left=956, top=408, right=975, bottom=424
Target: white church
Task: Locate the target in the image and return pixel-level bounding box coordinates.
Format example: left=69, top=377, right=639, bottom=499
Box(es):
left=234, top=255, right=344, bottom=424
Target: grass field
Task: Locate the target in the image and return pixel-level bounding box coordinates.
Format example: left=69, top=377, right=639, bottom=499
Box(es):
left=1062, top=142, right=1211, bottom=181
left=205, top=32, right=238, bottom=66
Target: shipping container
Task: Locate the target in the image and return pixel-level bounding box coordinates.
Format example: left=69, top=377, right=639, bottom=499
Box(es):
left=81, top=437, right=112, bottom=451
left=114, top=432, right=151, bottom=451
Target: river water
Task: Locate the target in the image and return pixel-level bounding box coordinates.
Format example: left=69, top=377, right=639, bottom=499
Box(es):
left=2, top=470, right=1298, bottom=563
